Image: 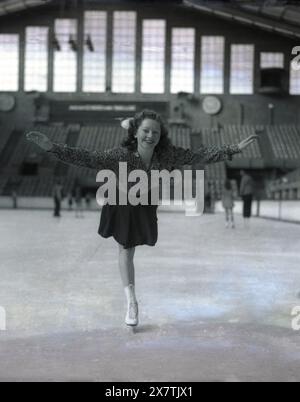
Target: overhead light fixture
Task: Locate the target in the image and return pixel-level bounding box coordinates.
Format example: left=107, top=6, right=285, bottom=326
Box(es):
left=86, top=35, right=94, bottom=52
left=69, top=35, right=78, bottom=52
left=52, top=36, right=61, bottom=51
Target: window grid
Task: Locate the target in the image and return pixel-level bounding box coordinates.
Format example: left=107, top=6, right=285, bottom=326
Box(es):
left=24, top=27, right=49, bottom=92
left=0, top=34, right=19, bottom=92
left=260, top=52, right=284, bottom=68
left=83, top=11, right=107, bottom=93
left=112, top=11, right=136, bottom=93
left=171, top=28, right=195, bottom=94
left=141, top=20, right=166, bottom=94
left=230, top=45, right=254, bottom=94
left=53, top=19, right=77, bottom=93
left=200, top=36, right=224, bottom=94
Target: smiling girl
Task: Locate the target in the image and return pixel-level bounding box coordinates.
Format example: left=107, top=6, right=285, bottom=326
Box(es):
left=27, top=109, right=257, bottom=328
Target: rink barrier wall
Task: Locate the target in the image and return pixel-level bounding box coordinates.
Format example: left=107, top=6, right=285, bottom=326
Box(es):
left=214, top=200, right=300, bottom=223
left=0, top=197, right=186, bottom=213
left=0, top=197, right=299, bottom=223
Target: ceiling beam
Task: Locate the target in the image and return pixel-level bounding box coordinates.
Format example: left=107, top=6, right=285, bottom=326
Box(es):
left=0, top=0, right=52, bottom=16
left=183, top=0, right=300, bottom=39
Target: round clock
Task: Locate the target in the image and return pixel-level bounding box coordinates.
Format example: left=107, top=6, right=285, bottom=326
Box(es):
left=202, top=96, right=222, bottom=115
left=0, top=94, right=16, bottom=112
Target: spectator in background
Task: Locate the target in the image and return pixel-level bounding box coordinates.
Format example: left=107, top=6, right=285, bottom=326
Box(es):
left=240, top=170, right=254, bottom=227
left=53, top=181, right=63, bottom=218
left=204, top=182, right=216, bottom=214
left=204, top=190, right=211, bottom=214
left=222, top=179, right=235, bottom=229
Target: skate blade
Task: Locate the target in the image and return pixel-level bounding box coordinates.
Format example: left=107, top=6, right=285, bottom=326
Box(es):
left=126, top=324, right=138, bottom=334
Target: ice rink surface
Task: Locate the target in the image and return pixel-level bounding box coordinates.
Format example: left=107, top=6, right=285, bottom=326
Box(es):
left=0, top=209, right=299, bottom=382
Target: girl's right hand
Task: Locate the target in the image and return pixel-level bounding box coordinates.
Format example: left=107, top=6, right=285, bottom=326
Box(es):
left=26, top=131, right=53, bottom=151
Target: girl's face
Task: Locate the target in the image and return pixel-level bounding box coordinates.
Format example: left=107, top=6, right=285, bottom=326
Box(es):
left=135, top=119, right=161, bottom=152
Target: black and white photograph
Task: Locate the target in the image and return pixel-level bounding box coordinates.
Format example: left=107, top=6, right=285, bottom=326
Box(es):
left=0, top=0, right=300, bottom=384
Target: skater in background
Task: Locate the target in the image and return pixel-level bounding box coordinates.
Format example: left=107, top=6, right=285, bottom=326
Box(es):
left=67, top=192, right=73, bottom=211
left=222, top=179, right=235, bottom=229
left=204, top=181, right=215, bottom=214
left=240, top=170, right=254, bottom=227
left=74, top=183, right=84, bottom=218
left=26, top=110, right=257, bottom=328
left=53, top=181, right=63, bottom=218
left=11, top=190, right=18, bottom=209
left=209, top=182, right=216, bottom=214
left=85, top=193, right=92, bottom=210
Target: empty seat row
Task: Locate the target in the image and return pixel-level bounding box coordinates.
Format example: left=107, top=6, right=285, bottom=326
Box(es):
left=267, top=125, right=300, bottom=160
left=202, top=126, right=262, bottom=159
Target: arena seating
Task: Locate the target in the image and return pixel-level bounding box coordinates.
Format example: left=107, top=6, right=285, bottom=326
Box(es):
left=266, top=125, right=300, bottom=160
left=204, top=163, right=227, bottom=200
left=224, top=126, right=262, bottom=159
left=286, top=168, right=300, bottom=183
left=65, top=125, right=126, bottom=194
left=1, top=125, right=68, bottom=196
left=1, top=123, right=300, bottom=198
left=201, top=125, right=263, bottom=198
left=0, top=178, right=8, bottom=194
left=65, top=125, right=192, bottom=195
left=0, top=126, right=14, bottom=155
left=169, top=126, right=191, bottom=149
left=202, top=126, right=262, bottom=160
left=5, top=125, right=67, bottom=171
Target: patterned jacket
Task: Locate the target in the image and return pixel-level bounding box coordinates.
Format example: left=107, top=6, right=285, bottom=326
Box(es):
left=49, top=143, right=241, bottom=174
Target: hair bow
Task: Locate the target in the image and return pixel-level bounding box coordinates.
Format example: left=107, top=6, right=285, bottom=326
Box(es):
left=120, top=118, right=134, bottom=130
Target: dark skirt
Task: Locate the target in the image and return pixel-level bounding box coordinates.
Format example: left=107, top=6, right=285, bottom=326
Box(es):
left=98, top=204, right=158, bottom=249
left=242, top=194, right=253, bottom=218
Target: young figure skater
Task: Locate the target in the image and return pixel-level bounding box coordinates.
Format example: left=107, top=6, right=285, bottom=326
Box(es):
left=27, top=110, right=257, bottom=328
left=222, top=179, right=235, bottom=229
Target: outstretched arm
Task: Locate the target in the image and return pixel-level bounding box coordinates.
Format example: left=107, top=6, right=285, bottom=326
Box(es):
left=26, top=131, right=117, bottom=170
left=49, top=143, right=108, bottom=170
left=173, top=135, right=258, bottom=166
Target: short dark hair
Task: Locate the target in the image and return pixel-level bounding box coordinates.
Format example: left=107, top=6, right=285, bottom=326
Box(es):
left=121, top=109, right=171, bottom=155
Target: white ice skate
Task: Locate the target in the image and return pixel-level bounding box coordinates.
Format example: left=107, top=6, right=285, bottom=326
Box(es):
left=125, top=302, right=139, bottom=327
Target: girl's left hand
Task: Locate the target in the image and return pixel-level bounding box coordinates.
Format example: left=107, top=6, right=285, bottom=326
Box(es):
left=238, top=135, right=259, bottom=151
